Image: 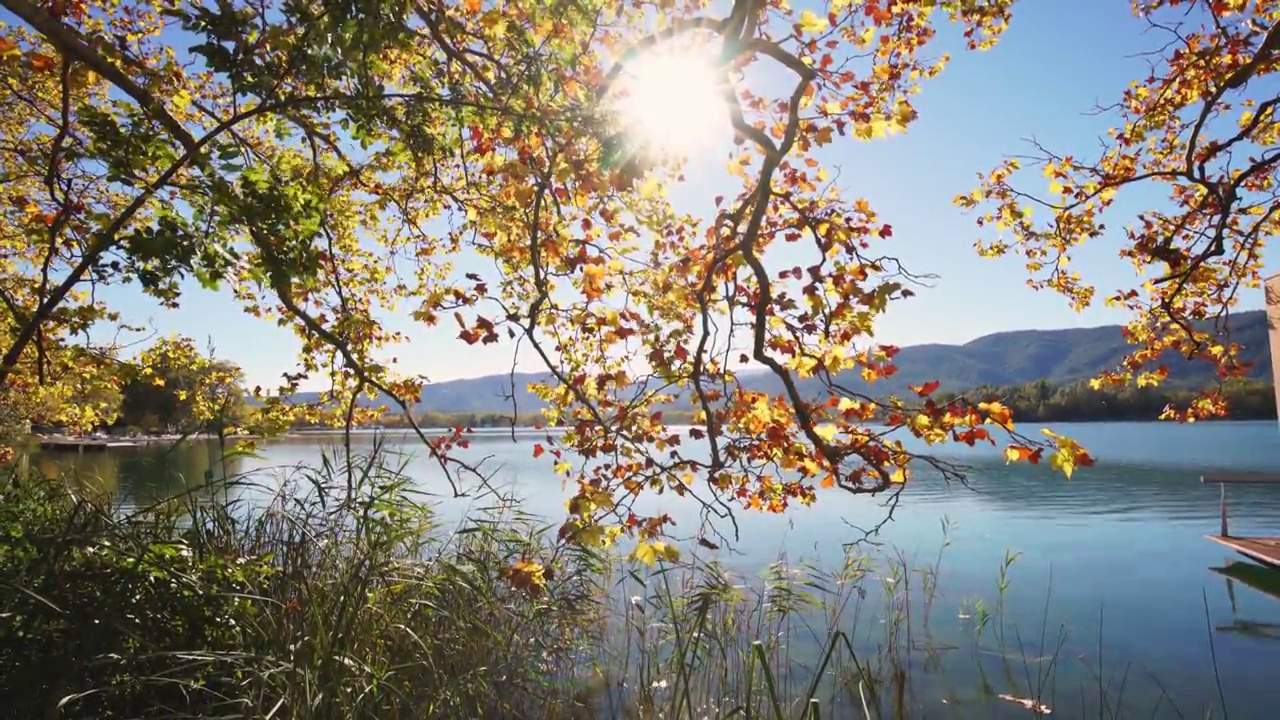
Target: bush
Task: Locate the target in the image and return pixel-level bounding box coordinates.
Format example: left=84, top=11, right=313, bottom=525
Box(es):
left=0, top=442, right=608, bottom=719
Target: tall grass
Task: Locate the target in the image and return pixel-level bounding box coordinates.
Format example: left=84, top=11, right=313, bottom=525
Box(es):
left=0, top=440, right=1229, bottom=718
left=1, top=440, right=608, bottom=718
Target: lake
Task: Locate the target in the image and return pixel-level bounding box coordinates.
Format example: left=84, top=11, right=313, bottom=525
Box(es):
left=30, top=420, right=1280, bottom=718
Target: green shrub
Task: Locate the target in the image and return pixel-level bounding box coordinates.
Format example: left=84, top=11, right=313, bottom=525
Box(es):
left=0, top=443, right=608, bottom=719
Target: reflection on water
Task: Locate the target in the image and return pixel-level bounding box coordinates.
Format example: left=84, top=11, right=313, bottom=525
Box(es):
left=27, top=440, right=247, bottom=511
left=1212, top=561, right=1280, bottom=643
left=27, top=421, right=1280, bottom=718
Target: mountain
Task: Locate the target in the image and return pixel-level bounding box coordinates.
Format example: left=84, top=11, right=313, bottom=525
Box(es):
left=288, top=311, right=1273, bottom=413
left=288, top=372, right=554, bottom=414
left=768, top=309, right=1273, bottom=399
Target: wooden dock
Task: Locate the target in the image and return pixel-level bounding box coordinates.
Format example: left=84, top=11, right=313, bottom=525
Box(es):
left=1202, top=473, right=1280, bottom=569
left=1207, top=536, right=1280, bottom=570
left=38, top=437, right=145, bottom=452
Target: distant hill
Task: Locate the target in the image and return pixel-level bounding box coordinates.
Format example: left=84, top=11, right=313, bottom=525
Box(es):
left=757, top=308, right=1273, bottom=400
left=289, top=310, right=1273, bottom=413
left=288, top=371, right=553, bottom=414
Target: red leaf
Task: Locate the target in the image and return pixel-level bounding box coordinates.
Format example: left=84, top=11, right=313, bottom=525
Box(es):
left=910, top=380, right=940, bottom=396
left=533, top=443, right=545, bottom=458
left=878, top=224, right=893, bottom=239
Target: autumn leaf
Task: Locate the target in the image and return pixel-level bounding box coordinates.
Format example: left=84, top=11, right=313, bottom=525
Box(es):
left=798, top=10, right=828, bottom=34
left=582, top=264, right=605, bottom=300
left=978, top=400, right=1013, bottom=428
left=630, top=540, right=680, bottom=567
left=533, top=443, right=545, bottom=458
left=464, top=0, right=482, bottom=14
left=28, top=54, right=56, bottom=72
left=502, top=558, right=546, bottom=597
left=1003, top=445, right=1041, bottom=464
left=909, top=380, right=940, bottom=396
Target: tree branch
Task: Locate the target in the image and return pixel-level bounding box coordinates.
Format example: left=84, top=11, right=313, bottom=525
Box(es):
left=0, top=0, right=199, bottom=153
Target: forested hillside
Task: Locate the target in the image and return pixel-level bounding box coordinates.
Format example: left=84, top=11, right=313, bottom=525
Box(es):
left=299, top=310, right=1273, bottom=415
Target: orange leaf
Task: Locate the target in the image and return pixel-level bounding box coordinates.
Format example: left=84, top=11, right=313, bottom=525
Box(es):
left=979, top=400, right=1013, bottom=428
left=533, top=443, right=545, bottom=458
left=582, top=263, right=605, bottom=300
left=820, top=474, right=835, bottom=489
left=464, top=0, right=482, bottom=13
left=29, top=53, right=56, bottom=72
left=1003, top=445, right=1042, bottom=464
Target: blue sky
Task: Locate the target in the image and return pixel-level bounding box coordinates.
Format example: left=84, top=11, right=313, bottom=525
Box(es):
left=96, top=0, right=1265, bottom=389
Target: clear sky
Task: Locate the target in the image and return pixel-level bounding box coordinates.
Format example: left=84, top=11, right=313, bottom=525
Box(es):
left=94, top=0, right=1267, bottom=390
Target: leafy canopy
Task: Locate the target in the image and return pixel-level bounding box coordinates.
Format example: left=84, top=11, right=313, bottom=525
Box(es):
left=0, top=0, right=1268, bottom=560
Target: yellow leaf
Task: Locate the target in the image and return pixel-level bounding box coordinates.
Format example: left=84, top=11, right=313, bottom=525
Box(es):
left=793, top=354, right=818, bottom=377
left=1049, top=450, right=1074, bottom=480
left=638, top=176, right=662, bottom=199
left=891, top=99, right=914, bottom=128
left=890, top=467, right=907, bottom=484
left=798, top=10, right=827, bottom=34
left=630, top=540, right=679, bottom=567
left=814, top=424, right=837, bottom=441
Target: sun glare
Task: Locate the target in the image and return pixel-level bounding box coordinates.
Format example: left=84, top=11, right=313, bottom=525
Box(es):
left=613, top=41, right=733, bottom=158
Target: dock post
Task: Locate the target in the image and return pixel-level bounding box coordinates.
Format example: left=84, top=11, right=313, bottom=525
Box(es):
left=1221, top=483, right=1229, bottom=537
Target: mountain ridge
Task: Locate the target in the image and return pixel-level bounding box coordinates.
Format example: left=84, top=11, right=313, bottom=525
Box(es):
left=288, top=310, right=1273, bottom=413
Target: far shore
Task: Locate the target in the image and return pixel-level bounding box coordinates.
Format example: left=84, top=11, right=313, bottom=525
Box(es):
left=32, top=415, right=1275, bottom=451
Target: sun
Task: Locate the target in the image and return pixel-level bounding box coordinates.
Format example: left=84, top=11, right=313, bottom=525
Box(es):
left=611, top=39, right=734, bottom=159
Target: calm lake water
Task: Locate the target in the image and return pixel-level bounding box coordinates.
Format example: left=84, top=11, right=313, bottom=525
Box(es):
left=30, top=421, right=1280, bottom=718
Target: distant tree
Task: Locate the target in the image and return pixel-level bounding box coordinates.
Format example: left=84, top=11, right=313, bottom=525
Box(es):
left=119, top=338, right=248, bottom=437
